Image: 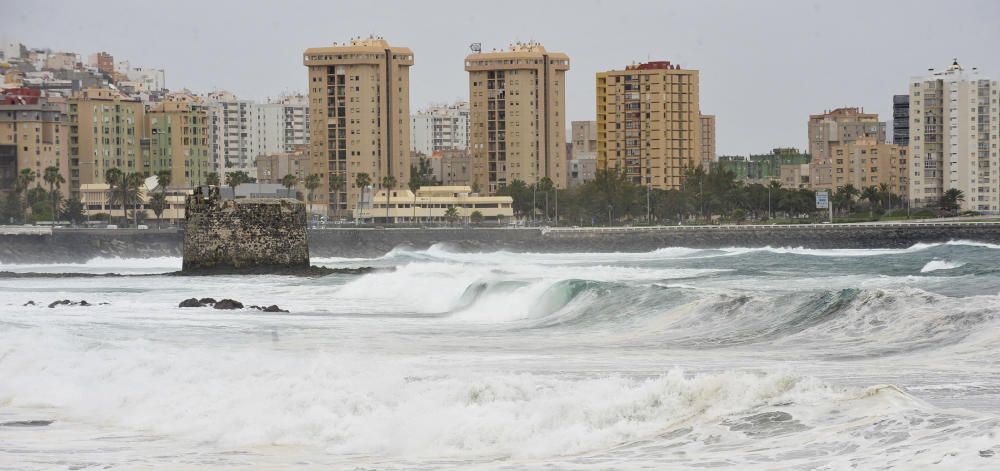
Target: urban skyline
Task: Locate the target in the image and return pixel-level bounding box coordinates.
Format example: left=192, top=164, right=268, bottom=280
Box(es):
left=5, top=0, right=998, bottom=156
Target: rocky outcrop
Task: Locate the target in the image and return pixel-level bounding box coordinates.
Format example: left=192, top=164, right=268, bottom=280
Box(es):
left=182, top=187, right=309, bottom=273
left=213, top=299, right=244, bottom=310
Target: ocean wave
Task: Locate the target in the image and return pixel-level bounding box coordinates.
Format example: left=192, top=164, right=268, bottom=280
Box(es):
left=921, top=260, right=967, bottom=272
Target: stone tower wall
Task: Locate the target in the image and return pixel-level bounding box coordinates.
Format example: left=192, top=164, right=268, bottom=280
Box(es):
left=182, top=187, right=309, bottom=272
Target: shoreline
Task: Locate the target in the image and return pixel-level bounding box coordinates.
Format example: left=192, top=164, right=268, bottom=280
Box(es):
left=2, top=222, right=1000, bottom=263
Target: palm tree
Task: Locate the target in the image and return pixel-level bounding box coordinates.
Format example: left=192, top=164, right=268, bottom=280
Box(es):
left=42, top=166, right=65, bottom=222
left=155, top=170, right=172, bottom=192
left=381, top=175, right=397, bottom=224
left=354, top=172, right=371, bottom=222
left=836, top=184, right=860, bottom=216
left=304, top=173, right=321, bottom=216
left=444, top=205, right=459, bottom=225
left=61, top=196, right=85, bottom=226
left=281, top=174, right=298, bottom=199
left=149, top=192, right=168, bottom=228
left=225, top=171, right=249, bottom=197
left=941, top=188, right=965, bottom=215
left=860, top=186, right=880, bottom=218
left=104, top=168, right=124, bottom=225
left=15, top=168, right=35, bottom=223
left=127, top=172, right=146, bottom=227
left=205, top=172, right=220, bottom=187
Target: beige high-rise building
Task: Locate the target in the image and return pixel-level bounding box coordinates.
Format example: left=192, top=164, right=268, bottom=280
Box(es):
left=700, top=114, right=716, bottom=165
left=807, top=108, right=886, bottom=192
left=909, top=60, right=999, bottom=213
left=0, top=94, right=69, bottom=197
left=830, top=138, right=908, bottom=200
left=68, top=88, right=146, bottom=191
left=597, top=60, right=701, bottom=189
left=465, top=42, right=570, bottom=193
left=146, top=99, right=210, bottom=187
left=304, top=38, right=412, bottom=216
left=571, top=121, right=598, bottom=156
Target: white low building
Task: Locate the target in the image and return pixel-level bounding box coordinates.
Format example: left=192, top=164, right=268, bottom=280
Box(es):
left=354, top=185, right=512, bottom=223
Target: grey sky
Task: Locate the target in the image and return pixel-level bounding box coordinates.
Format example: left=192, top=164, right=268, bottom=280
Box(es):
left=3, top=0, right=998, bottom=155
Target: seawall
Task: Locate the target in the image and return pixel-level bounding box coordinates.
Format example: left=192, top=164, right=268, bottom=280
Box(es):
left=1, top=223, right=999, bottom=263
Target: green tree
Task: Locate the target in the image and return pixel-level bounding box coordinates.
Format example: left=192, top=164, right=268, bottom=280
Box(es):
left=835, top=184, right=860, bottom=216
left=155, top=170, right=172, bottom=191
left=860, top=186, right=880, bottom=218
left=444, top=205, right=459, bottom=225
left=470, top=210, right=484, bottom=225
left=941, top=188, right=965, bottom=215
left=281, top=173, right=298, bottom=198
left=15, top=168, right=35, bottom=223
left=225, top=171, right=251, bottom=197
left=205, top=172, right=220, bottom=187
left=381, top=175, right=397, bottom=223
left=61, top=196, right=85, bottom=226
left=149, top=192, right=168, bottom=228
left=42, top=166, right=65, bottom=222
left=354, top=172, right=371, bottom=221
left=305, top=173, right=322, bottom=215
left=104, top=168, right=124, bottom=225
left=2, top=191, right=23, bottom=224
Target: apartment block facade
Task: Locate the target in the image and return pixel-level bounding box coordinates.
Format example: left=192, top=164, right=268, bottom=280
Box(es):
left=465, top=42, right=569, bottom=193
left=0, top=91, right=69, bottom=196
left=146, top=99, right=210, bottom=187
left=205, top=91, right=258, bottom=178
left=597, top=60, right=701, bottom=190
left=411, top=101, right=469, bottom=156
left=830, top=138, right=908, bottom=200
left=700, top=114, right=716, bottom=165
left=908, top=60, right=999, bottom=213
left=893, top=95, right=910, bottom=146
left=807, top=107, right=886, bottom=192
left=68, top=88, right=146, bottom=191
left=569, top=120, right=597, bottom=186
left=304, top=38, right=413, bottom=216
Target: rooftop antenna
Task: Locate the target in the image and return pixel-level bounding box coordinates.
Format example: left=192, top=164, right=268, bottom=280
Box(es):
left=469, top=43, right=482, bottom=53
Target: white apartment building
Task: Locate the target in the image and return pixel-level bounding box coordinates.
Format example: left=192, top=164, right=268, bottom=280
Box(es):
left=909, top=60, right=1000, bottom=213
left=116, top=61, right=165, bottom=92
left=205, top=91, right=310, bottom=179
left=410, top=101, right=469, bottom=155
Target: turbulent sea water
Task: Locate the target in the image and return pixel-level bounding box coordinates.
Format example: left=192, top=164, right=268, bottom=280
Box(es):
left=2, top=241, right=1000, bottom=469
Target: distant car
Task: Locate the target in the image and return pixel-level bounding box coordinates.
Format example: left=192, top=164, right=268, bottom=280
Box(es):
left=106, top=224, right=118, bottom=229
left=137, top=225, right=149, bottom=230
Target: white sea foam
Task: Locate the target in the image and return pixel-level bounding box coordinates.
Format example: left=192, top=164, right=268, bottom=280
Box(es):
left=921, top=260, right=966, bottom=273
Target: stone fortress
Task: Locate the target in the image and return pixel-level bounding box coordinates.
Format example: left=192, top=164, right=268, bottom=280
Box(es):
left=181, top=186, right=309, bottom=272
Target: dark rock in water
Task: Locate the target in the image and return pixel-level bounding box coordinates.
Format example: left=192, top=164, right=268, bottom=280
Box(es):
left=262, top=304, right=289, bottom=313
left=198, top=297, right=217, bottom=305
left=1, top=420, right=53, bottom=427
left=981, top=449, right=996, bottom=458
left=214, top=299, right=243, bottom=310
left=47, top=299, right=72, bottom=308
left=78, top=300, right=91, bottom=306
left=23, top=301, right=35, bottom=306
left=248, top=305, right=262, bottom=310
left=179, top=298, right=203, bottom=308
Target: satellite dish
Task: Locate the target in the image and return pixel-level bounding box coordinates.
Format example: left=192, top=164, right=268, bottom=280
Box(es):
left=470, top=43, right=482, bottom=53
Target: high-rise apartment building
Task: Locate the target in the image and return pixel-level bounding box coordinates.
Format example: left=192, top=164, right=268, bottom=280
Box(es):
left=908, top=60, right=999, bottom=213
left=410, top=101, right=469, bottom=156
left=569, top=121, right=597, bottom=186
left=700, top=114, right=716, bottom=165
left=146, top=99, right=210, bottom=187
left=0, top=89, right=69, bottom=196
left=304, top=37, right=413, bottom=216
left=466, top=42, right=569, bottom=193
left=275, top=94, right=309, bottom=153
left=597, top=60, right=701, bottom=189
left=68, top=88, right=146, bottom=190
left=830, top=138, right=908, bottom=200
left=205, top=90, right=258, bottom=178
left=807, top=108, right=886, bottom=192
left=893, top=95, right=910, bottom=146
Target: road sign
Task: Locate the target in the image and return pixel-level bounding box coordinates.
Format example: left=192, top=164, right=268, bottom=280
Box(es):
left=816, top=191, right=829, bottom=209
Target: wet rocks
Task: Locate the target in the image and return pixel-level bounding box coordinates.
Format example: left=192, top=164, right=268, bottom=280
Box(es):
left=179, top=298, right=203, bottom=308
left=23, top=301, right=35, bottom=306
left=0, top=420, right=54, bottom=427
left=46, top=299, right=96, bottom=308
left=213, top=299, right=244, bottom=310
left=178, top=297, right=288, bottom=312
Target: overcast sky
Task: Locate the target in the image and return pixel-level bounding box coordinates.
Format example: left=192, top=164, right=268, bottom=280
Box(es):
left=3, top=0, right=998, bottom=155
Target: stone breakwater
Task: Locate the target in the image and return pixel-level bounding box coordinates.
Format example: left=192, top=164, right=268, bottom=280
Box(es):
left=182, top=188, right=309, bottom=272
left=2, top=223, right=1000, bottom=263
